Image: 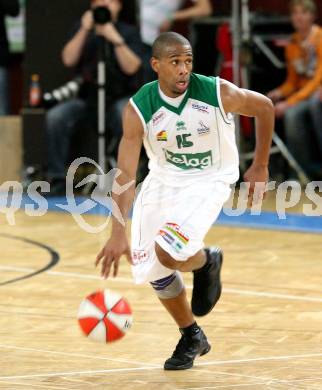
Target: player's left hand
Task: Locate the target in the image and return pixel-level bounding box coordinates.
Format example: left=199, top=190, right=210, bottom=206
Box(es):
left=95, top=230, right=133, bottom=279
left=243, top=163, right=269, bottom=206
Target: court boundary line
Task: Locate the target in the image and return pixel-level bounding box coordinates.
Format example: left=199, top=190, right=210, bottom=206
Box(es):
left=47, top=196, right=322, bottom=234
left=0, top=344, right=160, bottom=367
left=189, top=367, right=270, bottom=382
left=1, top=352, right=322, bottom=380
left=178, top=375, right=322, bottom=390
left=1, top=265, right=322, bottom=303
left=0, top=234, right=60, bottom=286
left=4, top=194, right=322, bottom=233
left=0, top=379, right=69, bottom=390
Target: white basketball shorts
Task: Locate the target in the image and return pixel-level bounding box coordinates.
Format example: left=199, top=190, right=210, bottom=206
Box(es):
left=131, top=173, right=231, bottom=284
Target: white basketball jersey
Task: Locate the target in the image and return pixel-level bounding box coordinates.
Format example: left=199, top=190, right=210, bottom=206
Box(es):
left=130, top=73, right=239, bottom=186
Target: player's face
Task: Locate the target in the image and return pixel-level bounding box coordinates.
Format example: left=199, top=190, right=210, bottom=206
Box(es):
left=152, top=44, right=193, bottom=97
left=291, top=5, right=314, bottom=32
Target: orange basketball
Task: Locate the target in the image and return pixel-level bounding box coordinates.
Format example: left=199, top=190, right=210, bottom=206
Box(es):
left=77, top=289, right=133, bottom=343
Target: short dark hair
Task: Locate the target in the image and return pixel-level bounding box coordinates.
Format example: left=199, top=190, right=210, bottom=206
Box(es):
left=152, top=32, right=191, bottom=58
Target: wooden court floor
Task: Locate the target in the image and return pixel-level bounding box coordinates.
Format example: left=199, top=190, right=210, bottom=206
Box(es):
left=0, top=210, right=322, bottom=389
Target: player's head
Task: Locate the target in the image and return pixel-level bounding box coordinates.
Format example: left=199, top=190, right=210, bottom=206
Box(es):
left=151, top=32, right=193, bottom=97
left=289, top=0, right=316, bottom=31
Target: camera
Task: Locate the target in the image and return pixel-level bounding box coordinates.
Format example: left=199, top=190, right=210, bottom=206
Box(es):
left=43, top=77, right=83, bottom=108
left=93, top=6, right=111, bottom=24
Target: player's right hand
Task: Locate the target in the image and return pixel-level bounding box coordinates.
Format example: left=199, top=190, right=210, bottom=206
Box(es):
left=81, top=10, right=94, bottom=32
left=95, top=231, right=132, bottom=279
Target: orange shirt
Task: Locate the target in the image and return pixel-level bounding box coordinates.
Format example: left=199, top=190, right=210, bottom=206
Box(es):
left=278, top=24, right=322, bottom=105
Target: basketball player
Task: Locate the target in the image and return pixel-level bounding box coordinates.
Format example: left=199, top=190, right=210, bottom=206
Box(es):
left=96, top=32, right=274, bottom=370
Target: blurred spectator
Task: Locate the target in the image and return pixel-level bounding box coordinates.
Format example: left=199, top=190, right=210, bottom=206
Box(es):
left=307, top=87, right=322, bottom=175
left=46, top=0, right=144, bottom=194
left=267, top=0, right=322, bottom=177
left=0, top=0, right=20, bottom=115
left=139, top=0, right=212, bottom=81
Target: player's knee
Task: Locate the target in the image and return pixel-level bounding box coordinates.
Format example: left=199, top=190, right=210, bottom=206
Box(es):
left=150, top=271, right=184, bottom=299
left=155, top=242, right=180, bottom=270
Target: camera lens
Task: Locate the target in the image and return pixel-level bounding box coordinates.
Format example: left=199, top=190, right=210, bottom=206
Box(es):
left=93, top=6, right=111, bottom=24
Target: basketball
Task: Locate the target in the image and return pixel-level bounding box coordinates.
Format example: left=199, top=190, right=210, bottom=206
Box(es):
left=77, top=289, right=133, bottom=343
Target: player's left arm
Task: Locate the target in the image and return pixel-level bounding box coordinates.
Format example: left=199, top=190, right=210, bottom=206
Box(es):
left=220, top=78, right=274, bottom=199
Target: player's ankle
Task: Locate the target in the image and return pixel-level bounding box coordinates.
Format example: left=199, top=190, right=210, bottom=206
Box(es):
left=180, top=321, right=200, bottom=337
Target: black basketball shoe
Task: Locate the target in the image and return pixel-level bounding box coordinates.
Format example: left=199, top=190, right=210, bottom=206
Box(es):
left=164, top=324, right=211, bottom=370
left=191, top=247, right=223, bottom=317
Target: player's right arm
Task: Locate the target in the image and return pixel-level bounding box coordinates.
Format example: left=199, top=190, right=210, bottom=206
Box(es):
left=95, top=102, right=144, bottom=279
left=220, top=78, right=274, bottom=203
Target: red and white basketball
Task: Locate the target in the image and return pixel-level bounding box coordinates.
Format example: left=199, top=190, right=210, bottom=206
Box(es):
left=77, top=289, right=133, bottom=343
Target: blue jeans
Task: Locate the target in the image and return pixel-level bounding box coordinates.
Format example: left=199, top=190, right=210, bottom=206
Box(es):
left=46, top=97, right=129, bottom=179
left=308, top=94, right=322, bottom=157
left=0, top=67, right=9, bottom=115
left=284, top=95, right=322, bottom=174
left=46, top=99, right=86, bottom=179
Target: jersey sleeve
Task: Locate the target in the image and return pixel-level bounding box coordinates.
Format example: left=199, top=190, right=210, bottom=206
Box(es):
left=130, top=98, right=147, bottom=133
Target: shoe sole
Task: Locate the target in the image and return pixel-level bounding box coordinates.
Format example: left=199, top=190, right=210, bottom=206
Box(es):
left=164, top=344, right=211, bottom=370
left=204, top=251, right=223, bottom=315
left=192, top=248, right=223, bottom=317
left=200, top=343, right=211, bottom=356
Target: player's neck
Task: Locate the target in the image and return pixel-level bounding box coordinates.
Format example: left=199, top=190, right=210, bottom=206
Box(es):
left=158, top=83, right=185, bottom=99
left=158, top=85, right=187, bottom=108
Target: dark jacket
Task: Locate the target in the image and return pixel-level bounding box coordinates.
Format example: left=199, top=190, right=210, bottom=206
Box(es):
left=70, top=21, right=144, bottom=106
left=0, top=0, right=20, bottom=66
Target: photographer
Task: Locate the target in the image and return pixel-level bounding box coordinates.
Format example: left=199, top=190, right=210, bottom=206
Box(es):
left=46, top=0, right=144, bottom=194
left=0, top=0, right=20, bottom=115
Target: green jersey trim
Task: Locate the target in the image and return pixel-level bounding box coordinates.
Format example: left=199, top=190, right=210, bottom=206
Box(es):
left=129, top=98, right=147, bottom=132
left=131, top=80, right=160, bottom=124
left=189, top=73, right=219, bottom=108
left=215, top=76, right=232, bottom=125
left=155, top=81, right=191, bottom=115
left=131, top=73, right=220, bottom=124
